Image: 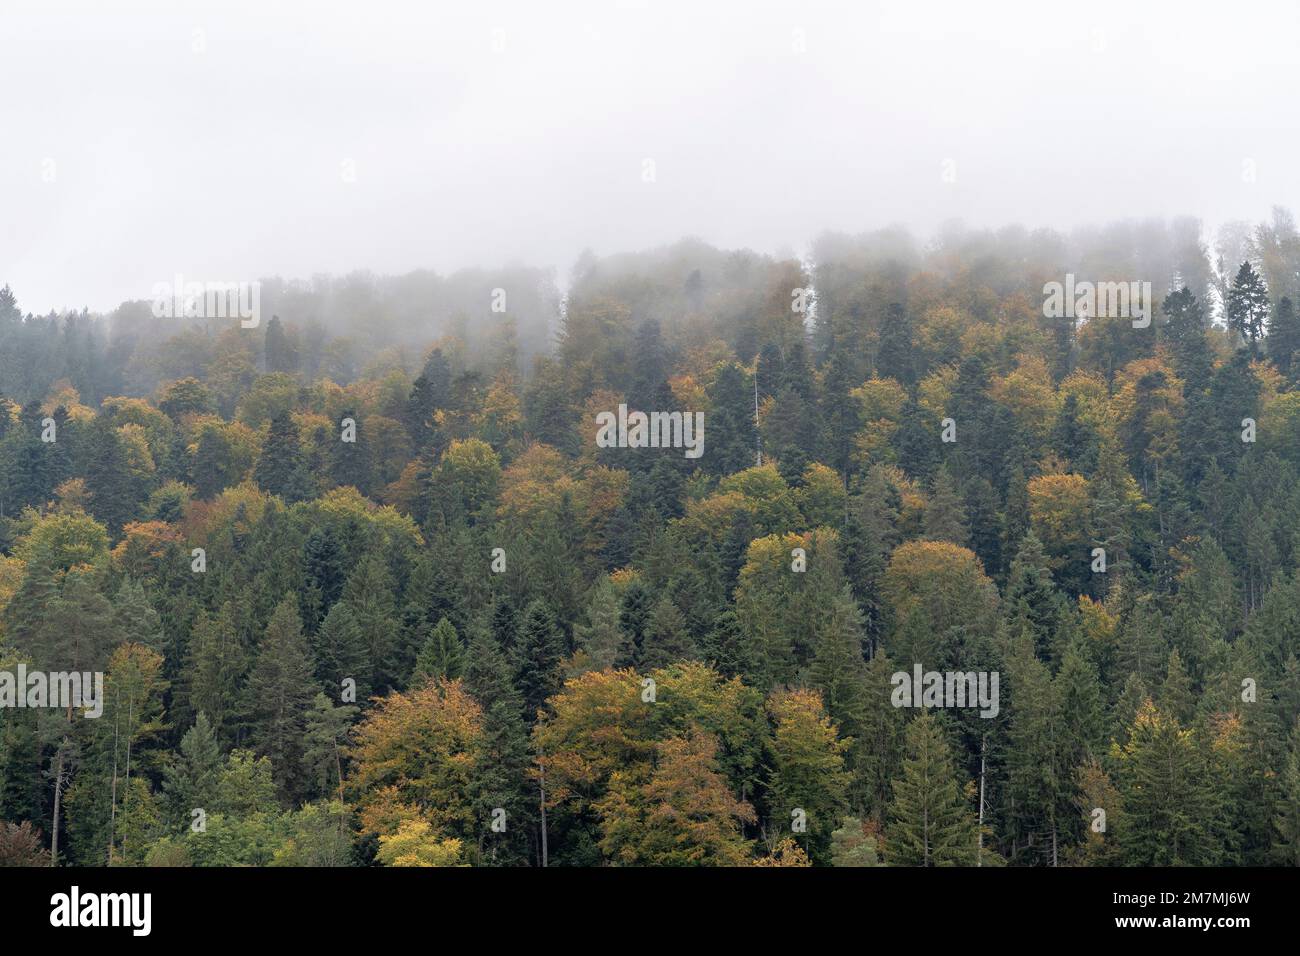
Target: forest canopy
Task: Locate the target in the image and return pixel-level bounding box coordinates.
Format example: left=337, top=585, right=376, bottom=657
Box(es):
left=3, top=210, right=1300, bottom=867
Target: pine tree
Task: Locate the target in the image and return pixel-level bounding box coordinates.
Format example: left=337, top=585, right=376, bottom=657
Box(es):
left=830, top=816, right=881, bottom=866
left=406, top=347, right=452, bottom=448
left=1159, top=647, right=1195, bottom=725
left=1003, top=532, right=1064, bottom=659
left=111, top=578, right=164, bottom=653
left=341, top=554, right=400, bottom=693
left=83, top=418, right=136, bottom=535
left=312, top=601, right=370, bottom=702
left=922, top=466, right=969, bottom=546
left=514, top=600, right=566, bottom=720
left=810, top=588, right=871, bottom=804
left=639, top=597, right=695, bottom=669
left=1226, top=261, right=1270, bottom=356
left=704, top=361, right=758, bottom=476
left=247, top=595, right=317, bottom=801
left=162, top=712, right=223, bottom=819
left=264, top=315, right=298, bottom=374
left=886, top=713, right=979, bottom=866
left=1270, top=295, right=1300, bottom=380
left=1055, top=636, right=1106, bottom=762
left=302, top=693, right=357, bottom=801
left=1005, top=637, right=1067, bottom=865
left=1113, top=700, right=1218, bottom=865
left=463, top=628, right=532, bottom=864
left=192, top=426, right=236, bottom=499
left=328, top=410, right=373, bottom=494
left=574, top=577, right=633, bottom=671
left=412, top=618, right=464, bottom=684
left=876, top=303, right=916, bottom=386
left=255, top=410, right=307, bottom=501
left=1273, top=718, right=1300, bottom=865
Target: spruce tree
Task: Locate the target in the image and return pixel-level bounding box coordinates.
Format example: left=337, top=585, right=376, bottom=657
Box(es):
left=514, top=600, right=566, bottom=720
left=885, top=713, right=979, bottom=866
left=162, top=712, right=223, bottom=819
left=1226, top=261, right=1270, bottom=356
left=464, top=628, right=532, bottom=864
left=922, top=466, right=969, bottom=546
left=412, top=617, right=464, bottom=684
left=312, top=601, right=370, bottom=702
left=248, top=595, right=317, bottom=801
left=255, top=410, right=306, bottom=501
left=1269, top=295, right=1300, bottom=380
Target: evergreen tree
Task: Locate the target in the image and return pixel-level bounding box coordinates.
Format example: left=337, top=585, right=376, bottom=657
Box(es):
left=264, top=316, right=299, bottom=374
left=922, top=466, right=969, bottom=546
left=885, top=713, right=979, bottom=866
left=1273, top=718, right=1300, bottom=865
left=514, top=600, right=566, bottom=720
left=329, top=411, right=373, bottom=494
left=639, top=597, right=695, bottom=669
left=312, top=601, right=370, bottom=702
left=1113, top=700, right=1218, bottom=865
left=1226, top=261, right=1270, bottom=356
left=83, top=418, right=136, bottom=535
left=248, top=595, right=317, bottom=800
left=341, top=554, right=400, bottom=693
left=255, top=410, right=307, bottom=501
left=830, top=816, right=881, bottom=866
left=1270, top=295, right=1300, bottom=380
left=463, top=628, right=532, bottom=864
left=406, top=348, right=452, bottom=448
left=412, top=617, right=464, bottom=684
left=302, top=693, right=357, bottom=801
left=162, top=712, right=223, bottom=819
left=574, top=577, right=633, bottom=670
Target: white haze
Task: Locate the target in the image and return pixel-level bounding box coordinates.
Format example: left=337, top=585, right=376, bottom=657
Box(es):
left=3, top=0, right=1298, bottom=314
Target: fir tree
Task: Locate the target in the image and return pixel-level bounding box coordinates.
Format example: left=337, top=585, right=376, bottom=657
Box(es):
left=412, top=617, right=464, bottom=684
left=885, top=713, right=979, bottom=866
left=248, top=595, right=317, bottom=801
left=1226, top=261, right=1270, bottom=356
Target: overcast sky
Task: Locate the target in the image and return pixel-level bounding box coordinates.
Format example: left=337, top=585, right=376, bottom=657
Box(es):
left=4, top=0, right=1298, bottom=314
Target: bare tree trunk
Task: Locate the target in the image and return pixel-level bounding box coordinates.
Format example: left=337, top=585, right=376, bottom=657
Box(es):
left=108, top=692, right=121, bottom=865
left=977, top=734, right=986, bottom=867
left=539, top=760, right=548, bottom=868
left=50, top=739, right=68, bottom=866
left=334, top=740, right=345, bottom=802
left=121, top=695, right=135, bottom=863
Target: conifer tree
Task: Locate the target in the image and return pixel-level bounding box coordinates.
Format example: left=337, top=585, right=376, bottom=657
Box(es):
left=302, top=693, right=357, bottom=801
left=162, top=712, right=223, bottom=819
left=1269, top=295, right=1300, bottom=380
left=1273, top=718, right=1300, bottom=865
left=255, top=410, right=308, bottom=501
left=922, top=466, right=969, bottom=546
left=574, top=577, right=634, bottom=671
left=1113, top=700, right=1218, bottom=865
left=515, top=600, right=566, bottom=720
left=312, top=601, right=370, bottom=702
left=412, top=617, right=464, bottom=684
left=329, top=410, right=373, bottom=494
left=248, top=595, right=317, bottom=801
left=1226, top=261, right=1270, bottom=356
left=464, top=628, right=533, bottom=864
left=885, top=713, right=979, bottom=866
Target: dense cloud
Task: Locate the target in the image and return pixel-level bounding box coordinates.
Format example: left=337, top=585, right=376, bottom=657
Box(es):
left=4, top=0, right=1299, bottom=314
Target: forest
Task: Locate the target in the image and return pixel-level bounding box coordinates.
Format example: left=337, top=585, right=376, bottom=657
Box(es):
left=2, top=211, right=1300, bottom=868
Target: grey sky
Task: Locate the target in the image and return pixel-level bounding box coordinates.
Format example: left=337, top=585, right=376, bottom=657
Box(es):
left=4, top=0, right=1298, bottom=314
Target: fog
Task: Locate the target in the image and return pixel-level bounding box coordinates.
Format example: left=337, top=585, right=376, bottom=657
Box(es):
left=4, top=0, right=1299, bottom=315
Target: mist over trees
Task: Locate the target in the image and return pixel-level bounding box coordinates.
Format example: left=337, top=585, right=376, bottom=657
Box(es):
left=3, top=207, right=1300, bottom=867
